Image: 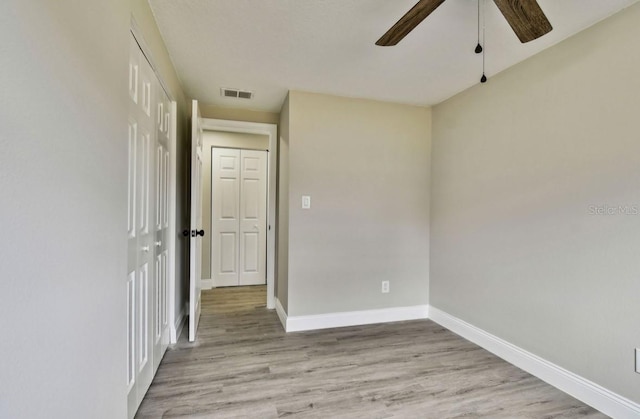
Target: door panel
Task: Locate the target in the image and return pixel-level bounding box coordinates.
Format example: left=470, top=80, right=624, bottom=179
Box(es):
left=137, top=131, right=150, bottom=235
left=242, top=179, right=259, bottom=219
left=127, top=122, right=137, bottom=238
left=154, top=254, right=161, bottom=342
left=242, top=232, right=259, bottom=272
left=127, top=35, right=140, bottom=417
left=128, top=33, right=171, bottom=418
left=220, top=178, right=238, bottom=218
left=126, top=270, right=135, bottom=393
left=129, top=44, right=155, bottom=415
left=239, top=150, right=267, bottom=286
left=138, top=263, right=149, bottom=372
left=220, top=233, right=237, bottom=273
left=212, top=148, right=240, bottom=287
left=152, top=85, right=170, bottom=371
left=188, top=100, right=204, bottom=342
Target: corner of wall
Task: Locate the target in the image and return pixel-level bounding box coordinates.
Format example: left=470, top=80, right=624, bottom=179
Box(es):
left=276, top=93, right=291, bottom=312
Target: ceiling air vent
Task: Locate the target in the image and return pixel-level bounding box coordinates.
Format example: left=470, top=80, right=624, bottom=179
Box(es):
left=220, top=88, right=253, bottom=100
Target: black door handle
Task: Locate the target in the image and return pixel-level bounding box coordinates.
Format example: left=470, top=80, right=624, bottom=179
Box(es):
left=182, top=229, right=205, bottom=237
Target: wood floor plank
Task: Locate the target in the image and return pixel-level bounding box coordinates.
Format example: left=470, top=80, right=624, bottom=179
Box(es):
left=136, top=286, right=606, bottom=418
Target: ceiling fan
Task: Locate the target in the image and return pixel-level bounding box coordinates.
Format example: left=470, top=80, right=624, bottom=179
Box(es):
left=376, top=0, right=553, bottom=46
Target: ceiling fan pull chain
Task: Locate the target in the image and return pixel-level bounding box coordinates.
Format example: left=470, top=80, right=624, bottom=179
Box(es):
left=475, top=0, right=483, bottom=53
left=481, top=0, right=488, bottom=83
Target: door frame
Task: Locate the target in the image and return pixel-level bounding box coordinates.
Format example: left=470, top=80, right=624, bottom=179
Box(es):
left=201, top=119, right=277, bottom=310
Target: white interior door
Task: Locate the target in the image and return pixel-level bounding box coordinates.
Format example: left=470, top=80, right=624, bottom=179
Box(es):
left=127, top=34, right=156, bottom=417
left=211, top=148, right=267, bottom=287
left=211, top=148, right=241, bottom=287
left=239, top=150, right=267, bottom=285
left=188, top=100, right=204, bottom=342
left=127, top=33, right=175, bottom=418
left=153, top=86, right=171, bottom=370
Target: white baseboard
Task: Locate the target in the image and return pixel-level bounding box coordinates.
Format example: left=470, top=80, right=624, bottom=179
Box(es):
left=275, top=298, right=287, bottom=331
left=170, top=308, right=186, bottom=344
left=283, top=305, right=429, bottom=333
left=213, top=277, right=240, bottom=288
left=428, top=306, right=640, bottom=419
left=207, top=279, right=267, bottom=289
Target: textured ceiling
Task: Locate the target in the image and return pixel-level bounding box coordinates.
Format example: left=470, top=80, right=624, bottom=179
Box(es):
left=149, top=0, right=639, bottom=112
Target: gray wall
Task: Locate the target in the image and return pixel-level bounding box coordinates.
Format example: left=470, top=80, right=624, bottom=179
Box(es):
left=431, top=3, right=640, bottom=403
left=0, top=1, right=190, bottom=417
left=200, top=131, right=269, bottom=280
left=0, top=0, right=130, bottom=417
left=284, top=91, right=431, bottom=316
left=277, top=94, right=291, bottom=311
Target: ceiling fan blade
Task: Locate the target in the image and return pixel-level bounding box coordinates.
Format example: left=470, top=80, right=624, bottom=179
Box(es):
left=376, top=0, right=447, bottom=46
left=493, top=0, right=552, bottom=43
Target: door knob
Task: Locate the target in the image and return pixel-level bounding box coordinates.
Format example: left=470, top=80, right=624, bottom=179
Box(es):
left=183, top=229, right=205, bottom=237
left=155, top=241, right=161, bottom=247
left=141, top=246, right=150, bottom=253
left=253, top=224, right=259, bottom=230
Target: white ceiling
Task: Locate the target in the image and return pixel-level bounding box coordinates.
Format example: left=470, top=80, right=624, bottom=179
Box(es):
left=149, top=0, right=639, bottom=113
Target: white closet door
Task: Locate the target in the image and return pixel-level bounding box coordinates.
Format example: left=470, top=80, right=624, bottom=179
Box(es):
left=152, top=86, right=171, bottom=371
left=211, top=148, right=241, bottom=287
left=238, top=150, right=267, bottom=286
left=211, top=148, right=267, bottom=287
left=127, top=33, right=156, bottom=418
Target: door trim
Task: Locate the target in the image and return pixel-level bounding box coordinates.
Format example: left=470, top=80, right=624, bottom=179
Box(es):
left=201, top=118, right=277, bottom=310
left=167, top=101, right=179, bottom=344
left=130, top=18, right=174, bottom=102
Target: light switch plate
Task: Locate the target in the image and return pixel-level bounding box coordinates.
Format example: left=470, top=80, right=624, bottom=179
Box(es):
left=302, top=195, right=311, bottom=209
left=381, top=281, right=390, bottom=294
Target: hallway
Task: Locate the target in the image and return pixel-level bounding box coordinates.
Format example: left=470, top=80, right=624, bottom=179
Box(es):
left=136, top=286, right=603, bottom=418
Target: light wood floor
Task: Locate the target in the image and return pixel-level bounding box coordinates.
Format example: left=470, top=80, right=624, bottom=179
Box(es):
left=136, top=286, right=606, bottom=418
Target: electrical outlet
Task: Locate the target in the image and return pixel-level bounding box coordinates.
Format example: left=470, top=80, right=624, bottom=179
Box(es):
left=381, top=280, right=390, bottom=294
left=635, top=348, right=640, bottom=374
